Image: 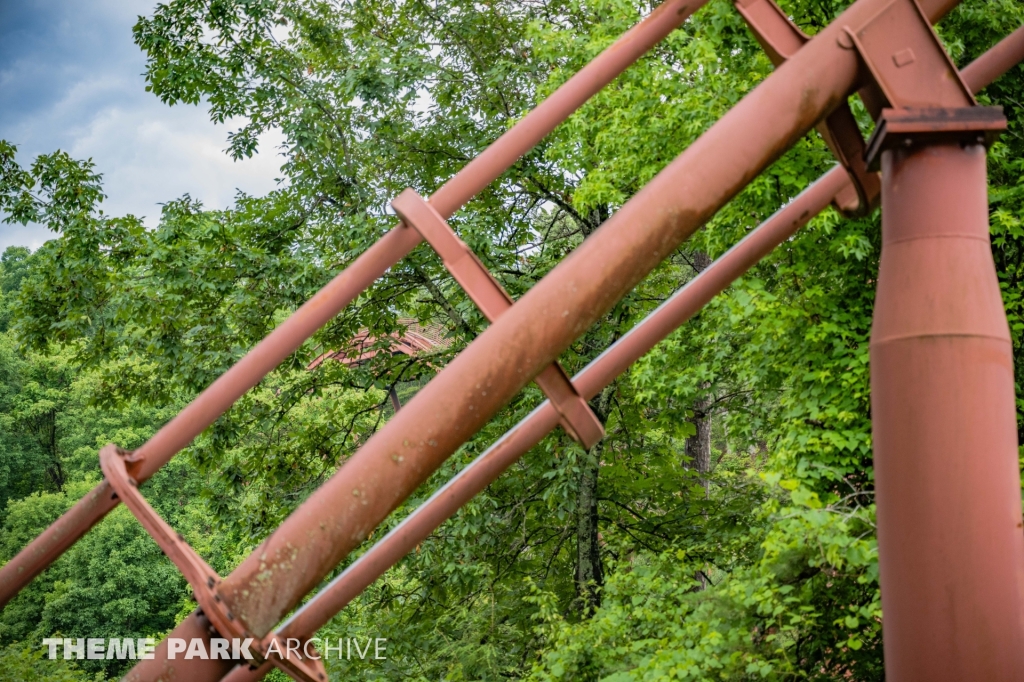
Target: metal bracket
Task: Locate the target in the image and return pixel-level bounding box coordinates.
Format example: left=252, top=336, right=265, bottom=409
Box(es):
left=836, top=0, right=1007, bottom=169
left=392, top=189, right=605, bottom=449
left=99, top=445, right=328, bottom=682
left=864, top=106, right=1007, bottom=170
left=839, top=0, right=974, bottom=110
left=735, top=0, right=880, bottom=216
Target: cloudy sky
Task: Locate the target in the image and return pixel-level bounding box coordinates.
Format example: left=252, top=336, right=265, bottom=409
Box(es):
left=0, top=0, right=284, bottom=252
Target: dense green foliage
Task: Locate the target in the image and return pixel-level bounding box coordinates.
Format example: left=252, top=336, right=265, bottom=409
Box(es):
left=1, top=0, right=1023, bottom=680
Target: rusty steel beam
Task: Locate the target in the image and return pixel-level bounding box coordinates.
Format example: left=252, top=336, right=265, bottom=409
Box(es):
left=221, top=164, right=853, bottom=682
left=392, top=188, right=606, bottom=448
left=252, top=29, right=1021, bottom=663
left=125, top=1, right=980, bottom=679
left=223, top=27, right=1024, bottom=672
left=0, top=0, right=700, bottom=610
left=734, top=0, right=880, bottom=216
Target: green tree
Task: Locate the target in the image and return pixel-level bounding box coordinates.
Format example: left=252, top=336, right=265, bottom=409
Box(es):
left=0, top=246, right=32, bottom=333
left=0, top=0, right=1021, bottom=679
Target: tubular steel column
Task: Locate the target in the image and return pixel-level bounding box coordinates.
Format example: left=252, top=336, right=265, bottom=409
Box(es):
left=871, top=129, right=1024, bottom=678
left=835, top=3, right=1024, bottom=675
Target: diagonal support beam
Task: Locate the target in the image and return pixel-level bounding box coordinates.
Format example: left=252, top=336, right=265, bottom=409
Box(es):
left=217, top=29, right=1024, bottom=679
left=220, top=163, right=856, bottom=682
left=392, top=189, right=604, bottom=448
left=100, top=445, right=328, bottom=681
left=124, top=0, right=982, bottom=679
left=0, top=0, right=702, bottom=610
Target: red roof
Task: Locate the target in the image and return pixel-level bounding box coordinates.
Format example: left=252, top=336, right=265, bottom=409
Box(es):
left=308, top=320, right=451, bottom=369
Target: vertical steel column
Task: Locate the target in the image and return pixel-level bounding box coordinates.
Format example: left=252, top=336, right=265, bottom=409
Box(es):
left=871, top=137, right=1024, bottom=679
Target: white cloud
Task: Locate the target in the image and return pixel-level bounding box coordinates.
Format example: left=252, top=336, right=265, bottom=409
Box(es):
left=0, top=0, right=286, bottom=252
left=0, top=223, right=54, bottom=252
left=66, top=102, right=286, bottom=227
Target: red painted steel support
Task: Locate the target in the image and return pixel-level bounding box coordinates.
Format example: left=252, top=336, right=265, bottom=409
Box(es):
left=0, top=226, right=423, bottom=606
left=963, top=24, right=1024, bottom=93
left=227, top=26, right=1024, bottom=660
left=734, top=0, right=880, bottom=216
left=842, top=3, right=1024, bottom=675
left=220, top=164, right=854, bottom=682
left=872, top=134, right=1024, bottom=679
left=0, top=0, right=1017, bottom=675
left=0, top=0, right=701, bottom=609
left=217, top=28, right=1024, bottom=679
left=224, top=25, right=1024, bottom=665
left=124, top=1, right=982, bottom=679
left=258, top=35, right=1018, bottom=666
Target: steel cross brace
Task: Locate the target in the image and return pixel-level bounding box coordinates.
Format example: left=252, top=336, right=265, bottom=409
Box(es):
left=97, top=193, right=604, bottom=682
left=734, top=0, right=881, bottom=216
left=7, top=0, right=1013, bottom=678
left=127, top=0, right=995, bottom=676
left=391, top=189, right=605, bottom=449
left=0, top=1, right=1015, bottom=675
left=99, top=446, right=328, bottom=682
left=96, top=190, right=609, bottom=682
left=736, top=0, right=1007, bottom=178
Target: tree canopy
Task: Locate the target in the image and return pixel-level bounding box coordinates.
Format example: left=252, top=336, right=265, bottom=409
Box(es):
left=1, top=0, right=1023, bottom=679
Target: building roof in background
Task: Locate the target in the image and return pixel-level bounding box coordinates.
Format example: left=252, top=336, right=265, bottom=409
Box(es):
left=308, top=320, right=452, bottom=369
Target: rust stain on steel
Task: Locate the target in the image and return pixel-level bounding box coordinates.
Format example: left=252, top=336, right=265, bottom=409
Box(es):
left=733, top=0, right=879, bottom=215
left=872, top=141, right=1024, bottom=680
left=0, top=0, right=702, bottom=612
